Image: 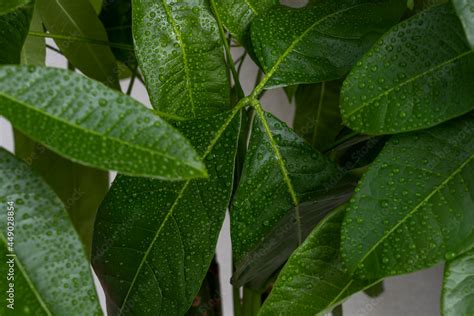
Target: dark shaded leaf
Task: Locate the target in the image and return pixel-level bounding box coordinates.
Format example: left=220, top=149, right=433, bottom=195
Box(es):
left=341, top=4, right=474, bottom=135
left=92, top=109, right=241, bottom=315
left=0, top=65, right=205, bottom=180
left=0, top=148, right=102, bottom=315
left=293, top=81, right=343, bottom=151
left=259, top=206, right=376, bottom=316
left=132, top=0, right=229, bottom=119
left=232, top=177, right=355, bottom=289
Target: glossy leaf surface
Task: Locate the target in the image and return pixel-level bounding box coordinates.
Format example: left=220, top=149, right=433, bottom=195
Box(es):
left=231, top=110, right=341, bottom=263
left=0, top=66, right=205, bottom=180
left=37, top=0, right=119, bottom=87
left=92, top=110, right=241, bottom=315
left=0, top=148, right=102, bottom=315
left=133, top=0, right=229, bottom=119
left=342, top=115, right=474, bottom=280
left=213, top=0, right=277, bottom=45
left=232, top=178, right=355, bottom=288
left=259, top=206, right=375, bottom=316
left=443, top=246, right=474, bottom=315
left=251, top=0, right=405, bottom=88
left=341, top=4, right=474, bottom=135
left=293, top=81, right=343, bottom=151
left=0, top=2, right=32, bottom=64
left=453, top=0, right=474, bottom=48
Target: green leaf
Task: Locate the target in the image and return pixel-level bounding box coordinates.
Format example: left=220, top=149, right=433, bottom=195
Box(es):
left=14, top=131, right=109, bottom=256
left=92, top=109, right=241, bottom=315
left=20, top=2, right=45, bottom=66
left=259, top=206, right=376, bottom=316
left=90, top=0, right=103, bottom=14
left=0, top=148, right=102, bottom=315
left=442, top=246, right=474, bottom=315
left=0, top=1, right=33, bottom=64
left=232, top=179, right=355, bottom=289
left=0, top=0, right=30, bottom=15
left=212, top=0, right=277, bottom=45
left=231, top=108, right=341, bottom=264
left=132, top=0, right=230, bottom=119
left=0, top=65, right=206, bottom=180
left=341, top=114, right=474, bottom=280
left=37, top=0, right=119, bottom=88
left=453, top=0, right=474, bottom=48
left=250, top=0, right=405, bottom=89
left=293, top=81, right=343, bottom=151
left=99, top=0, right=136, bottom=67
left=341, top=4, right=474, bottom=135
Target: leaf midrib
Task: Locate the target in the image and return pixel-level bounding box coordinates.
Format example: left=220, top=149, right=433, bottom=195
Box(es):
left=352, top=152, right=474, bottom=271
left=118, top=105, right=243, bottom=314
left=159, top=0, right=196, bottom=117
left=0, top=92, right=202, bottom=175
left=345, top=49, right=474, bottom=118
left=0, top=231, right=53, bottom=315
left=255, top=3, right=366, bottom=92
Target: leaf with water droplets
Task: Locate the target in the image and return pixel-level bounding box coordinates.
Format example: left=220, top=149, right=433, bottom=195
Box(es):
left=0, top=1, right=33, bottom=64
left=259, top=206, right=377, bottom=316
left=442, top=245, right=474, bottom=315
left=231, top=110, right=341, bottom=264
left=341, top=114, right=474, bottom=280
left=453, top=0, right=474, bottom=49
left=341, top=4, right=474, bottom=135
left=37, top=0, right=119, bottom=88
left=232, top=178, right=355, bottom=288
left=293, top=81, right=343, bottom=151
left=0, top=148, right=102, bottom=315
left=133, top=0, right=230, bottom=119
left=212, top=0, right=277, bottom=45
left=251, top=0, right=405, bottom=88
left=92, top=109, right=241, bottom=315
left=0, top=65, right=206, bottom=180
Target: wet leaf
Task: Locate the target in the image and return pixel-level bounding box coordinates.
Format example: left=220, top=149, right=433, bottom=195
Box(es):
left=133, top=0, right=229, bottom=119
left=259, top=206, right=376, bottom=316
left=213, top=0, right=277, bottom=45
left=0, top=148, right=102, bottom=315
left=37, top=0, right=119, bottom=88
left=251, top=0, right=405, bottom=88
left=92, top=110, right=241, bottom=315
left=232, top=178, right=355, bottom=289
left=442, top=245, right=474, bottom=315
left=341, top=4, right=474, bottom=135
left=293, top=81, right=343, bottom=151
left=231, top=110, right=342, bottom=264
left=0, top=65, right=205, bottom=180
left=341, top=114, right=474, bottom=280
left=453, top=0, right=474, bottom=48
left=0, top=1, right=33, bottom=64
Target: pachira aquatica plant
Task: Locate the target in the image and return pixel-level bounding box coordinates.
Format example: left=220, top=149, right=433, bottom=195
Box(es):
left=0, top=0, right=473, bottom=315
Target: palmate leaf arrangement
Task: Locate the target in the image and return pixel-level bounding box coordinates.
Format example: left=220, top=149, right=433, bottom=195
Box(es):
left=0, top=0, right=473, bottom=315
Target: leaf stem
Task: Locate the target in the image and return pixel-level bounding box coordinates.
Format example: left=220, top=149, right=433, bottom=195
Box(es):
left=242, top=287, right=260, bottom=316
left=209, top=0, right=245, bottom=99
left=28, top=31, right=134, bottom=51
left=233, top=285, right=242, bottom=316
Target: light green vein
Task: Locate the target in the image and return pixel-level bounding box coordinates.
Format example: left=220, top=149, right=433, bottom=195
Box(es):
left=352, top=153, right=474, bottom=272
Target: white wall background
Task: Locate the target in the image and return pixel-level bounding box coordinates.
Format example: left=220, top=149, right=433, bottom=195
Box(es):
left=0, top=1, right=444, bottom=314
